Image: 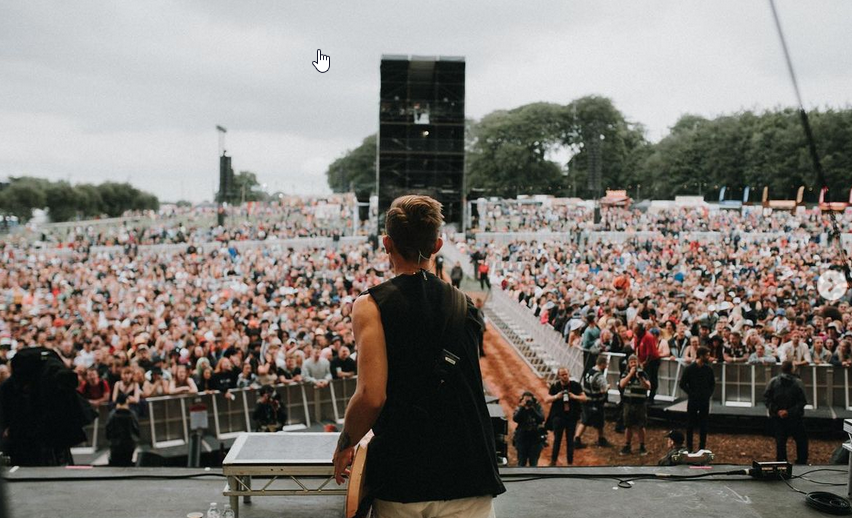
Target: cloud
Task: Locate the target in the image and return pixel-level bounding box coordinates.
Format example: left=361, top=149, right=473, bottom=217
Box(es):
left=1, top=0, right=850, bottom=201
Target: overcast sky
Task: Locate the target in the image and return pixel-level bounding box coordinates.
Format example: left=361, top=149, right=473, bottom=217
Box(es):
left=1, top=1, right=850, bottom=202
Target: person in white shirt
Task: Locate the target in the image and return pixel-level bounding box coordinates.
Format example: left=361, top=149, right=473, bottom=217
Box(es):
left=776, top=330, right=811, bottom=367
left=302, top=347, right=332, bottom=387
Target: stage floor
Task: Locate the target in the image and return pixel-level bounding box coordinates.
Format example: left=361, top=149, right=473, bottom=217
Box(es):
left=5, top=465, right=848, bottom=518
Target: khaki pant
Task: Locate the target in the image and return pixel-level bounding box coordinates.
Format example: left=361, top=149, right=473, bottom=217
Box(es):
left=373, top=496, right=496, bottom=518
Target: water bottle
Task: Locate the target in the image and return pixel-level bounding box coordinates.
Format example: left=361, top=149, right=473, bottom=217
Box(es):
left=222, top=504, right=235, bottom=518
left=206, top=502, right=220, bottom=518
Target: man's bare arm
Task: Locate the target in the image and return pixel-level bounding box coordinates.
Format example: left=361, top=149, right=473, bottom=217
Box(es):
left=333, top=295, right=387, bottom=483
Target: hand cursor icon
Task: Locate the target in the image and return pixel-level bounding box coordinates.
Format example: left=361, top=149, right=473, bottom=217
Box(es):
left=312, top=49, right=330, bottom=73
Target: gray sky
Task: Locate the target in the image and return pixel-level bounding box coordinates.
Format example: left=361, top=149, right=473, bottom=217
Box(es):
left=1, top=1, right=850, bottom=202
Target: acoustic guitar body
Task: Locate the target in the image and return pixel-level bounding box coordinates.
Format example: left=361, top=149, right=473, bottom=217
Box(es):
left=344, top=431, right=374, bottom=518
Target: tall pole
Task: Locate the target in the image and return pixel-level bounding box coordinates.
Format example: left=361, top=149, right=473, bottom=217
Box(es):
left=216, top=125, right=227, bottom=157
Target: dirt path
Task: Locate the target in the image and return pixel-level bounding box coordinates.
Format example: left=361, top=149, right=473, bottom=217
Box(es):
left=476, top=298, right=841, bottom=466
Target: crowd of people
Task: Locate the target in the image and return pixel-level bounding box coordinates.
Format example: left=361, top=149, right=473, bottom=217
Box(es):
left=481, top=211, right=850, bottom=465
left=14, top=195, right=357, bottom=250
left=2, top=195, right=851, bottom=468
left=477, top=199, right=852, bottom=236
left=0, top=238, right=378, bottom=428
left=482, top=232, right=851, bottom=372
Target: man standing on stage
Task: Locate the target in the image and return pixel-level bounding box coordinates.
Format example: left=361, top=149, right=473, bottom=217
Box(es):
left=678, top=346, right=715, bottom=452
left=764, top=360, right=809, bottom=464
left=333, top=195, right=505, bottom=518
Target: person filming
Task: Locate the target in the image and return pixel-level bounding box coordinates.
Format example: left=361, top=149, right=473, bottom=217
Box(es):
left=513, top=391, right=545, bottom=467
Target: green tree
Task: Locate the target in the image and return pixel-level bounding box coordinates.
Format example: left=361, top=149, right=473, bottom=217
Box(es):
left=326, top=134, right=377, bottom=199
left=0, top=177, right=48, bottom=222
left=232, top=171, right=267, bottom=203
left=467, top=103, right=567, bottom=197
left=562, top=96, right=648, bottom=198
left=96, top=182, right=158, bottom=217
left=45, top=181, right=84, bottom=222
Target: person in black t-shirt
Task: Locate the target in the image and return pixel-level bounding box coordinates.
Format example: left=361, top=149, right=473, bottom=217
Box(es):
left=679, top=346, right=716, bottom=452
left=330, top=346, right=356, bottom=379
left=513, top=391, right=545, bottom=467
left=545, top=367, right=586, bottom=465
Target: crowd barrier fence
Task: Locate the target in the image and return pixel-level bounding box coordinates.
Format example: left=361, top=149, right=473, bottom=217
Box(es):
left=601, top=353, right=852, bottom=411
left=473, top=230, right=830, bottom=245
left=72, top=379, right=357, bottom=454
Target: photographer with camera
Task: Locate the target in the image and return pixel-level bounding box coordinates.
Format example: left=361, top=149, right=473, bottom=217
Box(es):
left=574, top=355, right=611, bottom=449
left=618, top=354, right=651, bottom=456
left=545, top=367, right=586, bottom=466
left=513, top=391, right=545, bottom=467
left=252, top=385, right=288, bottom=432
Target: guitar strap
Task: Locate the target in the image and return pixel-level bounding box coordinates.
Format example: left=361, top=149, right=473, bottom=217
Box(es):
left=431, top=285, right=469, bottom=389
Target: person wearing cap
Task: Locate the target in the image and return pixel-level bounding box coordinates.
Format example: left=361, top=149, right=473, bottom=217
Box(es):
left=679, top=346, right=715, bottom=452
left=658, top=430, right=688, bottom=467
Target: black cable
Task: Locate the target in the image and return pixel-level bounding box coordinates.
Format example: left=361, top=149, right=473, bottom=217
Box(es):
left=500, top=468, right=752, bottom=489
left=779, top=471, right=852, bottom=515
left=5, top=472, right=226, bottom=483
left=768, top=0, right=852, bottom=284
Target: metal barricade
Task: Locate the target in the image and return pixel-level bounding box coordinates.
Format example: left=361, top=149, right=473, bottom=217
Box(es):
left=834, top=368, right=850, bottom=410
left=276, top=383, right=309, bottom=427
left=313, top=383, right=340, bottom=423
left=655, top=359, right=682, bottom=402
left=753, top=364, right=775, bottom=407
left=605, top=353, right=625, bottom=399
left=147, top=394, right=189, bottom=448
left=813, top=366, right=833, bottom=409
left=723, top=364, right=754, bottom=407
left=71, top=415, right=100, bottom=455
left=212, top=389, right=252, bottom=440
left=711, top=363, right=724, bottom=404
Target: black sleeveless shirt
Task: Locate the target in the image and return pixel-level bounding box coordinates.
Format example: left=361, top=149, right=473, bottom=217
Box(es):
left=365, top=271, right=506, bottom=503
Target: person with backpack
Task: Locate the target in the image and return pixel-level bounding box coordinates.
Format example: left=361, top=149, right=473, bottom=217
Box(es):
left=574, top=355, right=610, bottom=449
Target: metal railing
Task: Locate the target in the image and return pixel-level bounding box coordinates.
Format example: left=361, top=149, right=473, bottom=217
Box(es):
left=600, top=354, right=852, bottom=410
left=486, top=287, right=583, bottom=383
left=73, top=379, right=358, bottom=453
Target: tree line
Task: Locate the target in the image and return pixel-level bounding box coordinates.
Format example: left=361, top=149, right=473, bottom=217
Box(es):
left=326, top=96, right=852, bottom=202
left=0, top=177, right=159, bottom=223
